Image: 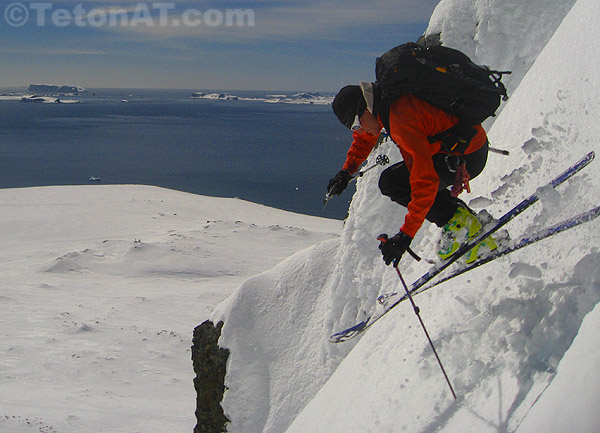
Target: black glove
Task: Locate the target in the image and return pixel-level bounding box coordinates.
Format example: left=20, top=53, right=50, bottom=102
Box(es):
left=378, top=232, right=413, bottom=267
left=327, top=170, right=352, bottom=196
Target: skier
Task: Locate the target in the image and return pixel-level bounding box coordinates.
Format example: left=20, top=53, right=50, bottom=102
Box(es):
left=330, top=151, right=597, bottom=343
left=327, top=82, right=497, bottom=266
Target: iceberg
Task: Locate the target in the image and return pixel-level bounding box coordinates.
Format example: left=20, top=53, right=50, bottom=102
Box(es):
left=26, top=84, right=89, bottom=96
left=190, top=91, right=333, bottom=105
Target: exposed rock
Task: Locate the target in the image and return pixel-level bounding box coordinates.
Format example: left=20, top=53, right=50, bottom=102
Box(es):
left=191, top=320, right=230, bottom=433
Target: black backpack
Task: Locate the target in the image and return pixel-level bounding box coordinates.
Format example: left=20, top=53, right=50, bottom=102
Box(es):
left=374, top=42, right=511, bottom=153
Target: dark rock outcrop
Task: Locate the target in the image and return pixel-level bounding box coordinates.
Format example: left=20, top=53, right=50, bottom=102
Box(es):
left=191, top=320, right=230, bottom=433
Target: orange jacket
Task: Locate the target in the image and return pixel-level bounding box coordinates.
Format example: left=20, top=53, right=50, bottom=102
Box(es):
left=342, top=94, right=487, bottom=239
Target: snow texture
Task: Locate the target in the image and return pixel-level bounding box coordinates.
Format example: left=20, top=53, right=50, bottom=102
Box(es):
left=2, top=0, right=600, bottom=432
left=215, top=0, right=600, bottom=432
left=0, top=185, right=341, bottom=433
left=514, top=302, right=600, bottom=433
left=425, top=0, right=577, bottom=125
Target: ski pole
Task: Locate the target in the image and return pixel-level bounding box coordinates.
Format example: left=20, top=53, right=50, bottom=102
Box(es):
left=323, top=154, right=390, bottom=208
left=349, top=155, right=390, bottom=183
left=377, top=237, right=457, bottom=399
left=395, top=266, right=457, bottom=400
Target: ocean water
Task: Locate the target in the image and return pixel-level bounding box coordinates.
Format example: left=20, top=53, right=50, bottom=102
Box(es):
left=0, top=88, right=357, bottom=219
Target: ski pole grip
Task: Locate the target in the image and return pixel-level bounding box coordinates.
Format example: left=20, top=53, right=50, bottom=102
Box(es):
left=377, top=234, right=389, bottom=244
left=377, top=234, right=422, bottom=263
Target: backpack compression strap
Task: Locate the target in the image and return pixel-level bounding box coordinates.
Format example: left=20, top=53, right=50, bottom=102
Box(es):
left=427, top=122, right=478, bottom=154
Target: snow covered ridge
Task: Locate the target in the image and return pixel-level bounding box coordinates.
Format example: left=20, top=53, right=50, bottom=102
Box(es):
left=0, top=84, right=88, bottom=103
left=213, top=0, right=600, bottom=432
left=0, top=185, right=341, bottom=433
left=19, top=95, right=80, bottom=104
left=190, top=91, right=333, bottom=105
left=0, top=94, right=80, bottom=103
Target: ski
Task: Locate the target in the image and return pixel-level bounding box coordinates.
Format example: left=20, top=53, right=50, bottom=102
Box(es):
left=418, top=205, right=600, bottom=292
left=330, top=151, right=595, bottom=343
left=374, top=205, right=600, bottom=310
left=410, top=151, right=595, bottom=290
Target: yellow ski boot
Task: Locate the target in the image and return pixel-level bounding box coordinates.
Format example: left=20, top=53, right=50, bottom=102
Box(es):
left=437, top=204, right=498, bottom=263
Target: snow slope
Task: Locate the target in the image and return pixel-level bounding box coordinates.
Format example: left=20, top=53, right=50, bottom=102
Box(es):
left=215, top=0, right=600, bottom=432
left=285, top=0, right=600, bottom=431
left=514, top=302, right=600, bottom=433
left=0, top=185, right=341, bottom=433
left=425, top=0, right=576, bottom=115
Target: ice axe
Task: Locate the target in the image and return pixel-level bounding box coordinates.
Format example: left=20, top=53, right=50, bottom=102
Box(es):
left=323, top=154, right=390, bottom=209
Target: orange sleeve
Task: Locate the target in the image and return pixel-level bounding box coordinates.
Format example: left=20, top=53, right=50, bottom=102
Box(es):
left=342, top=129, right=382, bottom=174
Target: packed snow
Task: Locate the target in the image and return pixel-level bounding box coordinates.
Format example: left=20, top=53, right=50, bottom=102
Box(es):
left=0, top=185, right=341, bottom=433
left=514, top=302, right=600, bottom=433
left=214, top=0, right=600, bottom=432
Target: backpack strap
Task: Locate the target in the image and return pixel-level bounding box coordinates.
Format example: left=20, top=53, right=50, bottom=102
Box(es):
left=375, top=84, right=478, bottom=155
left=372, top=83, right=392, bottom=137
left=428, top=122, right=477, bottom=154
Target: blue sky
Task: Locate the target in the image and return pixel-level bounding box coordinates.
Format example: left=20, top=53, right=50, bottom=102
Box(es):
left=0, top=1, right=439, bottom=91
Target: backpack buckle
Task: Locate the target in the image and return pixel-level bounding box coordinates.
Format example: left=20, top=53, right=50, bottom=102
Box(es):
left=445, top=154, right=463, bottom=173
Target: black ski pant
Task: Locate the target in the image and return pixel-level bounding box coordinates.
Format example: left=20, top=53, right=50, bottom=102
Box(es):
left=378, top=141, right=489, bottom=228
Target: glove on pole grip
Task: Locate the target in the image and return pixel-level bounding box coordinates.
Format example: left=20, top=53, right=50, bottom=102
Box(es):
left=377, top=234, right=422, bottom=263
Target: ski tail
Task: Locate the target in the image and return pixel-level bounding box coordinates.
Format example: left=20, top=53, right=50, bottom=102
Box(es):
left=329, top=319, right=369, bottom=343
